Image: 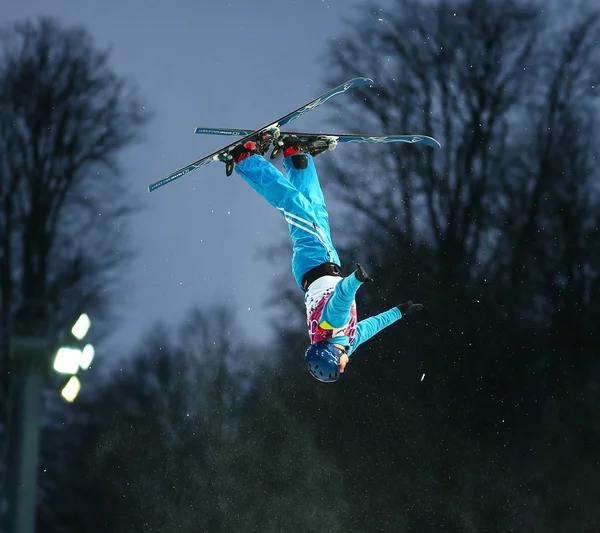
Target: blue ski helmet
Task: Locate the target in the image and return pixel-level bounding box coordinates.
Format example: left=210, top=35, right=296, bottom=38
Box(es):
left=305, top=341, right=345, bottom=383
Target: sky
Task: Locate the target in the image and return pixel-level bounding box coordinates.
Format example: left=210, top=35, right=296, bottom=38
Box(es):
left=3, top=0, right=382, bottom=360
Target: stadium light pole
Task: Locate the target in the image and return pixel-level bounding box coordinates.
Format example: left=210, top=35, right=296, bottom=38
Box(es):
left=4, top=303, right=93, bottom=533
left=5, top=301, right=52, bottom=533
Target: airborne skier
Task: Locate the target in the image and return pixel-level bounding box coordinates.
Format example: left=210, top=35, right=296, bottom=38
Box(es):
left=229, top=135, right=424, bottom=383
left=149, top=78, right=436, bottom=382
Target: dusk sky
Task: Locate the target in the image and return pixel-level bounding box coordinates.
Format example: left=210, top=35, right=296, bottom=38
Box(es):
left=4, top=0, right=388, bottom=360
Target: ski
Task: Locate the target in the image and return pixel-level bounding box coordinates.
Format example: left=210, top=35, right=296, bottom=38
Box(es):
left=194, top=127, right=441, bottom=151
left=148, top=77, right=373, bottom=192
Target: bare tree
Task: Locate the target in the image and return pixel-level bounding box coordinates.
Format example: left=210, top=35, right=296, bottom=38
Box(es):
left=290, top=0, right=600, bottom=530
left=318, top=0, right=600, bottom=362
left=322, top=0, right=544, bottom=297
left=0, top=16, right=150, bottom=522
left=0, top=16, right=149, bottom=400
left=0, top=15, right=150, bottom=338
left=493, top=10, right=600, bottom=336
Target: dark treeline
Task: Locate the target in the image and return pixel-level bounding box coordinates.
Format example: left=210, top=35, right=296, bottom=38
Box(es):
left=1, top=1, right=599, bottom=532
left=0, top=16, right=149, bottom=532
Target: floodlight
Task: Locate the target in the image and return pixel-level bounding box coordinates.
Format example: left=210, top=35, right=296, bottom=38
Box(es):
left=61, top=376, right=81, bottom=402
left=53, top=347, right=82, bottom=375
left=71, top=313, right=91, bottom=341
left=80, top=344, right=95, bottom=370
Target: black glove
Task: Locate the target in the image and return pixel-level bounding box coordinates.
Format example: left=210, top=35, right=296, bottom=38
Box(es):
left=397, top=301, right=424, bottom=316
left=355, top=264, right=373, bottom=283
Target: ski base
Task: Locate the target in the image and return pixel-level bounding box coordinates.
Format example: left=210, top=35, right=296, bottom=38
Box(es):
left=194, top=127, right=441, bottom=150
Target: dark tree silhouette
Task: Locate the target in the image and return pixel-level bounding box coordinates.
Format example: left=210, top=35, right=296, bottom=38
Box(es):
left=266, top=0, right=600, bottom=530
left=37, top=307, right=348, bottom=533
left=0, top=14, right=150, bottom=521
left=0, top=16, right=150, bottom=344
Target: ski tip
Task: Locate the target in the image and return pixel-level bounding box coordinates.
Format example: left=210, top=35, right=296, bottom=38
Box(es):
left=343, top=77, right=374, bottom=87
left=427, top=137, right=442, bottom=149
left=412, top=135, right=442, bottom=149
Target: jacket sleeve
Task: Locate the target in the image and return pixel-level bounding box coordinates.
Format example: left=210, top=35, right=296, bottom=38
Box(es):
left=348, top=307, right=402, bottom=356
left=320, top=274, right=362, bottom=328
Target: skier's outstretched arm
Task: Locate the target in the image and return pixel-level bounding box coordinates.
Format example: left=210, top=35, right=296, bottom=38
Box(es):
left=348, top=301, right=424, bottom=356
left=320, top=264, right=372, bottom=328
left=349, top=308, right=402, bottom=356
left=320, top=273, right=362, bottom=328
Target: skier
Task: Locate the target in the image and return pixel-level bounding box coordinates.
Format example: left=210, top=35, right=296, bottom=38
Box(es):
left=229, top=135, right=424, bottom=382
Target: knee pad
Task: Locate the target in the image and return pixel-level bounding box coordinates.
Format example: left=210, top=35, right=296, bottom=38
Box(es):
left=291, top=154, right=309, bottom=170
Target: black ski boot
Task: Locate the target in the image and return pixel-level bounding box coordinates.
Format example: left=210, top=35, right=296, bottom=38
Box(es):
left=270, top=134, right=334, bottom=161
left=223, top=141, right=255, bottom=176
left=223, top=131, right=273, bottom=176
left=254, top=129, right=277, bottom=156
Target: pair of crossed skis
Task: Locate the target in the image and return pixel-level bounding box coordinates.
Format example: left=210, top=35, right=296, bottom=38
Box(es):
left=148, top=77, right=441, bottom=193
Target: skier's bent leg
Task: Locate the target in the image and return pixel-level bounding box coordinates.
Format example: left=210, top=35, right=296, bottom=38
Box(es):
left=321, top=272, right=363, bottom=327
left=283, top=154, right=326, bottom=208
left=235, top=155, right=339, bottom=289
left=283, top=154, right=334, bottom=241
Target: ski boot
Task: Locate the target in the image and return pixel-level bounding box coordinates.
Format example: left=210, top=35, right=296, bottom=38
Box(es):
left=255, top=127, right=280, bottom=155
left=270, top=134, right=337, bottom=160
left=221, top=127, right=279, bottom=176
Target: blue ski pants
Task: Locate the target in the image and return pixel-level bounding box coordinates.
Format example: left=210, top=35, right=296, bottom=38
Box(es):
left=235, top=154, right=341, bottom=290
